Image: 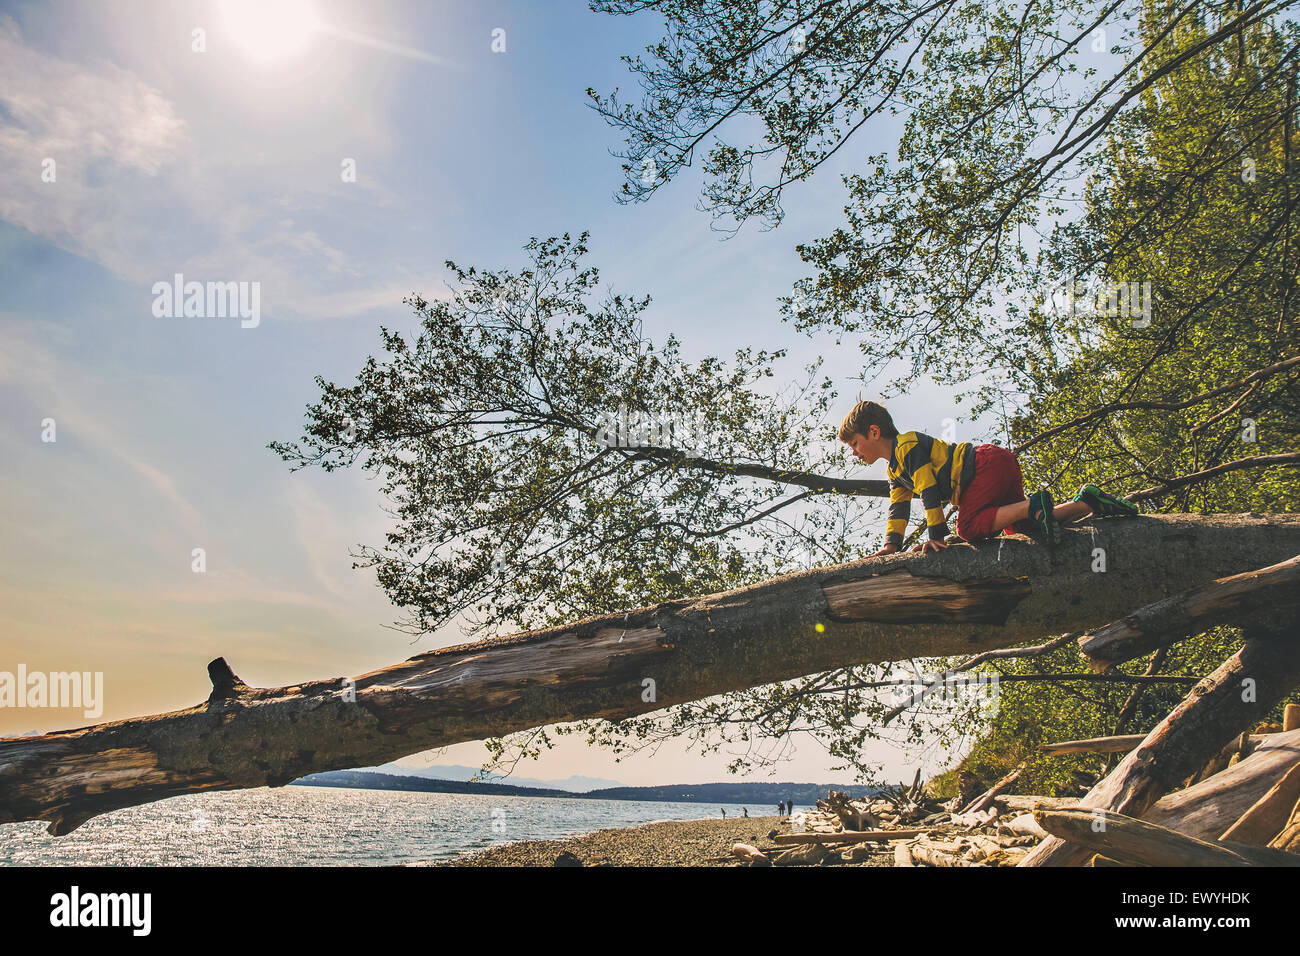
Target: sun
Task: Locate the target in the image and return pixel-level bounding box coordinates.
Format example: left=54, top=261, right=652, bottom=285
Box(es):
left=221, top=0, right=319, bottom=62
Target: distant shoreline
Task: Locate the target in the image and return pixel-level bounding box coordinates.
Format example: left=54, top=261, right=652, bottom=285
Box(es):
left=292, top=769, right=866, bottom=807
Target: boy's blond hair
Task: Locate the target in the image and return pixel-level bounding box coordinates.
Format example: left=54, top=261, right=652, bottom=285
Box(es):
left=838, top=401, right=898, bottom=442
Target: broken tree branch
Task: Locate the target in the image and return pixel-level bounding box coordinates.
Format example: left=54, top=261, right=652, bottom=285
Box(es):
left=1078, top=554, right=1300, bottom=670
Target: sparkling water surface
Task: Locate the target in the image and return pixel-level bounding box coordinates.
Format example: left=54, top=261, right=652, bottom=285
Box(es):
left=0, top=786, right=770, bottom=866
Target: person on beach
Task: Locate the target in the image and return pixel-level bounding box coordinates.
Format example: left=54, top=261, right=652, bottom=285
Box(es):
left=777, top=802, right=785, bottom=815
left=837, top=401, right=1138, bottom=552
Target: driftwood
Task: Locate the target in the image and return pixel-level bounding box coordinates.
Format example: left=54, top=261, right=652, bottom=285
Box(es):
left=820, top=790, right=876, bottom=830
left=1020, top=619, right=1300, bottom=866
left=1041, top=734, right=1151, bottom=755
left=1268, top=794, right=1300, bottom=852
left=873, top=777, right=930, bottom=822
left=1003, top=812, right=1048, bottom=838
left=951, top=807, right=1000, bottom=828
left=1189, top=730, right=1256, bottom=786
left=773, top=828, right=930, bottom=844
left=1218, top=761, right=1300, bottom=844
left=959, top=764, right=1023, bottom=814
left=1077, top=554, right=1300, bottom=670
left=1286, top=704, right=1300, bottom=732
left=1039, top=733, right=1265, bottom=757
left=993, top=795, right=1080, bottom=811
left=1033, top=808, right=1300, bottom=867
left=1143, top=729, right=1300, bottom=840
left=909, top=838, right=981, bottom=867
left=904, top=834, right=1030, bottom=867
left=893, top=842, right=915, bottom=866
left=732, top=843, right=769, bottom=864
left=3, top=513, right=1298, bottom=836
left=773, top=842, right=830, bottom=866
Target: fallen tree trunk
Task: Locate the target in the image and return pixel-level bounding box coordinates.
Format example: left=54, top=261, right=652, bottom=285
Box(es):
left=1042, top=734, right=1153, bottom=755
left=993, top=795, right=1080, bottom=811
left=4, top=513, right=1299, bottom=836
left=909, top=838, right=981, bottom=867
left=1033, top=808, right=1300, bottom=867
left=1020, top=621, right=1300, bottom=866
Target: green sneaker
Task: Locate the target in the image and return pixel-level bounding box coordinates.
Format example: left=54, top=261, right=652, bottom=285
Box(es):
left=1073, top=484, right=1140, bottom=518
left=1027, top=489, right=1060, bottom=545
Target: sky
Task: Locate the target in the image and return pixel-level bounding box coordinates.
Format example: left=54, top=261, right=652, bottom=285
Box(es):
left=0, top=0, right=1010, bottom=786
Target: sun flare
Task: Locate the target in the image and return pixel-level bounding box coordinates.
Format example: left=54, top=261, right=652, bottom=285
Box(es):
left=221, top=0, right=319, bottom=62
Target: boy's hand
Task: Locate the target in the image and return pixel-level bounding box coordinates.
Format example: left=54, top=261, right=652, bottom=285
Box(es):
left=869, top=543, right=900, bottom=557
left=911, top=539, right=948, bottom=554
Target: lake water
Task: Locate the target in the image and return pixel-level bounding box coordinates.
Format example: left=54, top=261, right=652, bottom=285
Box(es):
left=0, top=786, right=779, bottom=866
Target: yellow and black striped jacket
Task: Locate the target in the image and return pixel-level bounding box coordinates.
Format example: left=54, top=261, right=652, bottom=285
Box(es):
left=885, top=431, right=976, bottom=546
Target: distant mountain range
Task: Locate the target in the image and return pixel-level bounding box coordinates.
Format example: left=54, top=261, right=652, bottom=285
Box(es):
left=291, top=769, right=870, bottom=806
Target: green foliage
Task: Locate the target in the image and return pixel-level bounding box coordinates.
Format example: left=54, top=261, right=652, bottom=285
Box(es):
left=271, top=232, right=868, bottom=639
left=955, top=8, right=1300, bottom=791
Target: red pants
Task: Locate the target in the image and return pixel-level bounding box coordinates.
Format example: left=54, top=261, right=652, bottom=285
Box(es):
left=955, top=444, right=1033, bottom=541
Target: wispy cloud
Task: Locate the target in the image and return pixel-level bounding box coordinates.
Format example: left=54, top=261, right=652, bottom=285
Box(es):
left=0, top=14, right=424, bottom=320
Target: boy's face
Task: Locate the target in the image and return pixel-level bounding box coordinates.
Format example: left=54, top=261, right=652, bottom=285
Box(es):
left=844, top=427, right=879, bottom=463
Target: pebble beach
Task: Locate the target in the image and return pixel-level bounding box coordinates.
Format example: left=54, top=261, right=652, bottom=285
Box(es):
left=432, top=814, right=895, bottom=867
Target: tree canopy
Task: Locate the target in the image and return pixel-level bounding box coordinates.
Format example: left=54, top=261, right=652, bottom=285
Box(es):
left=273, top=0, right=1299, bottom=789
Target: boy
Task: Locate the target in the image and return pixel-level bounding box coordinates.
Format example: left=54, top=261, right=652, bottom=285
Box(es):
left=837, top=401, right=1138, bottom=555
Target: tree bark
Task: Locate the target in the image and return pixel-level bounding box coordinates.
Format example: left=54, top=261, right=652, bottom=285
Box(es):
left=3, top=513, right=1298, bottom=836
left=1218, top=761, right=1300, bottom=845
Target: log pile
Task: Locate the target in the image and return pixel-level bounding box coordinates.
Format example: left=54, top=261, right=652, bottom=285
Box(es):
left=729, top=788, right=1048, bottom=866
left=1018, top=724, right=1300, bottom=865
left=737, top=719, right=1300, bottom=867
